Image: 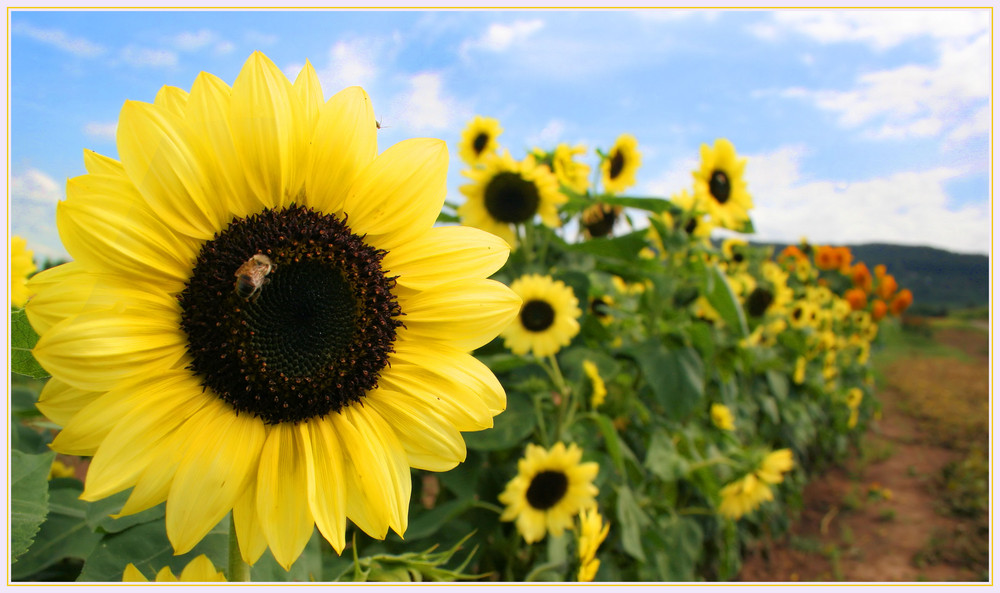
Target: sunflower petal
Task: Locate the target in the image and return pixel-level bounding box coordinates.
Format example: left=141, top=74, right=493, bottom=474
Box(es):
left=154, top=85, right=189, bottom=117
left=82, top=149, right=123, bottom=176
left=34, top=377, right=101, bottom=428
left=167, top=400, right=266, bottom=555
left=300, top=418, right=347, bottom=554
left=365, top=389, right=467, bottom=472
left=293, top=59, right=324, bottom=129
left=303, top=86, right=377, bottom=214
left=233, top=480, right=269, bottom=566
left=342, top=138, right=447, bottom=248
left=382, top=226, right=510, bottom=291
left=255, top=423, right=315, bottom=570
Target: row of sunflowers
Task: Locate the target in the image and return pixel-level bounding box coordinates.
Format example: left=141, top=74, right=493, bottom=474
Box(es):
left=10, top=52, right=911, bottom=582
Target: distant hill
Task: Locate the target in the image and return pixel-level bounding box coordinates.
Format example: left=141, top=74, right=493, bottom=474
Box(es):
left=759, top=242, right=989, bottom=312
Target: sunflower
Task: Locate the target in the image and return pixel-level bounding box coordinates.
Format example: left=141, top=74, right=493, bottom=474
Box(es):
left=458, top=115, right=503, bottom=166
left=501, top=274, right=581, bottom=357
left=601, top=134, right=641, bottom=194
left=552, top=143, right=591, bottom=194
left=458, top=150, right=565, bottom=248
left=582, top=360, right=607, bottom=408
left=718, top=474, right=773, bottom=520
left=692, top=138, right=752, bottom=231
left=576, top=507, right=609, bottom=582
left=710, top=403, right=735, bottom=431
left=581, top=202, right=623, bottom=239
left=671, top=189, right=714, bottom=242
left=27, top=52, right=521, bottom=570
left=123, top=555, right=226, bottom=582
left=498, top=442, right=599, bottom=544
left=11, top=235, right=37, bottom=308
left=890, top=288, right=913, bottom=316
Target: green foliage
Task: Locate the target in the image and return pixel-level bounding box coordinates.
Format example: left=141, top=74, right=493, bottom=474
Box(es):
left=11, top=309, right=49, bottom=379
left=11, top=450, right=55, bottom=564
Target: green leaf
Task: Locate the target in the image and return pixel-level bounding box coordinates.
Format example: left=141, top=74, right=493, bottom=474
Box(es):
left=700, top=264, right=749, bottom=337
left=644, top=429, right=689, bottom=482
left=766, top=369, right=790, bottom=401
left=11, top=450, right=55, bottom=564
left=598, top=195, right=674, bottom=213
left=625, top=338, right=705, bottom=421
left=592, top=413, right=625, bottom=475
left=77, top=514, right=227, bottom=582
left=11, top=308, right=49, bottom=379
left=85, top=490, right=166, bottom=535
left=566, top=229, right=649, bottom=261
left=463, top=391, right=536, bottom=451
left=405, top=498, right=475, bottom=541
left=614, top=485, right=649, bottom=562
left=13, top=480, right=102, bottom=580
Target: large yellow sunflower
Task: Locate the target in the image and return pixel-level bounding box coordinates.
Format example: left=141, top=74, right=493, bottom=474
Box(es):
left=26, top=52, right=521, bottom=570
left=458, top=151, right=565, bottom=248
left=601, top=134, right=641, bottom=194
left=11, top=235, right=37, bottom=308
left=458, top=115, right=503, bottom=166
left=692, top=138, right=752, bottom=231
left=501, top=274, right=581, bottom=357
left=498, top=442, right=599, bottom=544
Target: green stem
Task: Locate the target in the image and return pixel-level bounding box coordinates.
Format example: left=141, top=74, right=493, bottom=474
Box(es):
left=532, top=389, right=551, bottom=448
left=472, top=501, right=506, bottom=515
left=678, top=507, right=718, bottom=516
left=687, top=456, right=738, bottom=472
left=228, top=513, right=250, bottom=582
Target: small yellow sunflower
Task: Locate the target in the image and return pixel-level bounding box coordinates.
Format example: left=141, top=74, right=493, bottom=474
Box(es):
left=601, top=134, right=641, bottom=194
left=718, top=473, right=773, bottom=520
left=27, top=52, right=521, bottom=570
left=845, top=387, right=863, bottom=410
left=756, top=449, right=794, bottom=484
left=588, top=295, right=615, bottom=327
left=458, top=151, right=565, bottom=248
left=577, top=507, right=610, bottom=582
left=501, top=274, right=581, bottom=358
left=498, top=442, right=599, bottom=544
left=553, top=143, right=591, bottom=194
left=458, top=115, right=503, bottom=166
left=123, top=554, right=226, bottom=582
left=10, top=235, right=37, bottom=308
left=692, top=138, right=752, bottom=231
left=710, top=403, right=735, bottom=431
left=671, top=189, right=714, bottom=242
left=582, top=360, right=607, bottom=408
left=581, top=202, right=623, bottom=239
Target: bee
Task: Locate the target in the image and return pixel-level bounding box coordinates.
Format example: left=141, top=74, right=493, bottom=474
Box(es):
left=234, top=254, right=274, bottom=302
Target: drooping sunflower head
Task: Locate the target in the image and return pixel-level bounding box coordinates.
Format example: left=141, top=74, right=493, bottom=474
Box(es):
left=718, top=473, right=773, bottom=520
left=458, top=115, right=503, bottom=166
left=581, top=202, right=623, bottom=239
left=756, top=448, right=795, bottom=484
left=582, top=360, right=607, bottom=408
left=601, top=134, right=641, bottom=194
left=710, top=403, right=735, bottom=431
left=458, top=150, right=565, bottom=248
left=498, top=442, right=599, bottom=544
left=501, top=274, right=582, bottom=358
left=692, top=138, right=752, bottom=231
left=671, top=189, right=714, bottom=242
left=10, top=235, right=37, bottom=308
left=553, top=143, right=592, bottom=195
left=27, top=51, right=521, bottom=570
left=576, top=507, right=610, bottom=582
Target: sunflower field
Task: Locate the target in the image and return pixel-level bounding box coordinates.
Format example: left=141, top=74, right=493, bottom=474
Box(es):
left=9, top=52, right=914, bottom=583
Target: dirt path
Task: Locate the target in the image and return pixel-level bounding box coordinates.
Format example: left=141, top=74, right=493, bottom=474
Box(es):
left=738, top=323, right=989, bottom=582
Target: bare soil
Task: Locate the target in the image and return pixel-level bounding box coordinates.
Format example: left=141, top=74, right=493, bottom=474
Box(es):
left=738, top=323, right=990, bottom=583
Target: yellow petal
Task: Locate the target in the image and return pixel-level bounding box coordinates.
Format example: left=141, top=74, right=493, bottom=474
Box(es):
left=154, top=85, right=189, bottom=117
left=396, top=278, right=521, bottom=352
left=255, top=424, right=315, bottom=570
left=122, top=564, right=149, bottom=582
left=59, top=173, right=196, bottom=287
left=293, top=59, right=324, bottom=130
left=34, top=377, right=101, bottom=428
left=166, top=400, right=266, bottom=555
left=300, top=418, right=347, bottom=554
left=233, top=479, right=268, bottom=566
left=117, top=99, right=230, bottom=240
left=382, top=225, right=510, bottom=292
left=231, top=51, right=307, bottom=210
left=82, top=149, right=123, bottom=176
left=341, top=405, right=410, bottom=537
left=24, top=262, right=87, bottom=335
left=33, top=308, right=187, bottom=393
left=342, top=138, right=447, bottom=249
left=365, top=389, right=467, bottom=472
left=304, top=86, right=376, bottom=213
left=178, top=555, right=226, bottom=582
left=183, top=71, right=257, bottom=218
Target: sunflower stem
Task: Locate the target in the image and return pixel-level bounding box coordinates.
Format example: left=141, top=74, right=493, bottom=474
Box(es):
left=228, top=513, right=250, bottom=582
left=532, top=388, right=550, bottom=448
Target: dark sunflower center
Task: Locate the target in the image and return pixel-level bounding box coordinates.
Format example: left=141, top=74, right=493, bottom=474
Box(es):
left=732, top=252, right=745, bottom=264
left=609, top=150, right=625, bottom=180
left=709, top=169, right=731, bottom=204
left=746, top=287, right=774, bottom=317
left=520, top=299, right=556, bottom=332
left=590, top=297, right=610, bottom=318
left=525, top=470, right=569, bottom=510
left=484, top=171, right=540, bottom=224
left=472, top=132, right=490, bottom=155
left=178, top=205, right=402, bottom=425
left=684, top=216, right=699, bottom=235
left=584, top=204, right=618, bottom=238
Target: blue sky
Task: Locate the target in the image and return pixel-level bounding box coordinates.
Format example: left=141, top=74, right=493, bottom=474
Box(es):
left=7, top=8, right=993, bottom=262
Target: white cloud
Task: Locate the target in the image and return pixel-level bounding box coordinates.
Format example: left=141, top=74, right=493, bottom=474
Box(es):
left=394, top=72, right=461, bottom=133
left=289, top=39, right=379, bottom=97
left=119, top=45, right=178, bottom=68
left=10, top=169, right=67, bottom=261
left=460, top=19, right=544, bottom=54
left=245, top=30, right=278, bottom=47
left=527, top=120, right=567, bottom=148
left=83, top=121, right=117, bottom=140
left=743, top=146, right=988, bottom=254
left=214, top=41, right=236, bottom=56
left=12, top=21, right=105, bottom=57
left=172, top=29, right=215, bottom=51
left=757, top=10, right=988, bottom=50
